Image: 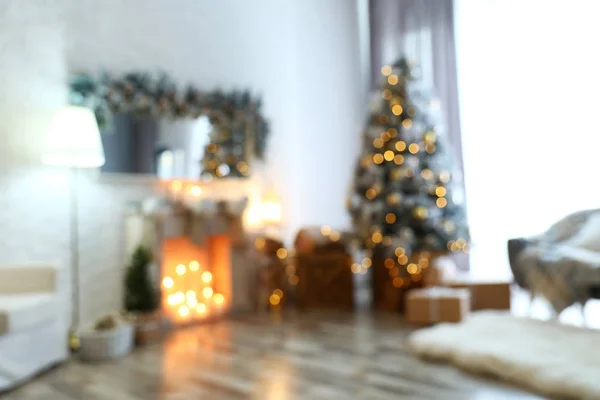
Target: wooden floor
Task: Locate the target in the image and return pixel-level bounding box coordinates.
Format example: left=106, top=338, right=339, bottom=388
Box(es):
left=3, top=311, right=546, bottom=400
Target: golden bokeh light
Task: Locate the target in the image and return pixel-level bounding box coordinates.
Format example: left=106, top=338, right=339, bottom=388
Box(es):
left=276, top=248, right=288, bottom=259
left=456, top=238, right=467, bottom=248
left=196, top=303, right=207, bottom=314
left=385, top=213, right=397, bottom=224
left=382, top=236, right=392, bottom=246
left=387, top=193, right=401, bottom=205
left=413, top=206, right=428, bottom=220
left=380, top=131, right=391, bottom=141
left=393, top=154, right=404, bottom=165
left=388, top=74, right=399, bottom=85
left=269, top=294, right=281, bottom=306
left=214, top=293, right=225, bottom=305
left=373, top=153, right=384, bottom=164
left=397, top=254, right=409, bottom=265
left=178, top=305, right=190, bottom=317
left=391, top=105, right=403, bottom=116
left=185, top=290, right=196, bottom=299
left=393, top=277, right=403, bottom=288
left=387, top=129, right=397, bottom=139
left=426, top=144, right=436, bottom=154
left=361, top=257, right=372, bottom=268
left=187, top=297, right=198, bottom=308
left=162, top=276, right=174, bottom=289
left=421, top=169, right=433, bottom=180
left=351, top=263, right=362, bottom=274
left=405, top=168, right=415, bottom=178
left=411, top=273, right=422, bottom=282
left=407, top=263, right=419, bottom=274
left=381, top=65, right=392, bottom=76
left=171, top=180, right=182, bottom=191
left=175, top=264, right=186, bottom=276
left=175, top=291, right=185, bottom=303
left=436, top=198, right=448, bottom=208
left=372, top=232, right=383, bottom=243
left=330, top=231, right=341, bottom=242
left=289, top=275, right=299, bottom=285
left=203, top=287, right=214, bottom=299
left=201, top=271, right=212, bottom=283
left=424, top=131, right=436, bottom=144
left=286, top=264, right=296, bottom=276
left=189, top=260, right=200, bottom=272
left=439, top=171, right=451, bottom=183
left=255, top=237, right=266, bottom=250
left=418, top=258, right=430, bottom=268
left=373, top=138, right=384, bottom=148
left=366, top=188, right=377, bottom=200
left=402, top=119, right=413, bottom=129
left=384, top=150, right=395, bottom=161
left=408, top=143, right=420, bottom=154
left=273, top=289, right=284, bottom=298
left=382, top=89, right=392, bottom=100
left=190, top=185, right=203, bottom=197
left=389, top=267, right=400, bottom=277
left=395, top=141, right=407, bottom=152
left=167, top=294, right=177, bottom=306
left=320, top=225, right=332, bottom=236
left=384, top=258, right=395, bottom=269
left=435, top=186, right=447, bottom=197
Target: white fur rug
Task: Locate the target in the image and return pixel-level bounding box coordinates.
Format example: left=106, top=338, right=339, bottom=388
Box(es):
left=409, top=311, right=600, bottom=399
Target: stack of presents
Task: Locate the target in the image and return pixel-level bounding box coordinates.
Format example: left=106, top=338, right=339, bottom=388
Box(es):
left=257, top=225, right=511, bottom=325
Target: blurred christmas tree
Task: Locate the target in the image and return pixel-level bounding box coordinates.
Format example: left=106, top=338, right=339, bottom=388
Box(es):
left=124, top=245, right=160, bottom=313
left=348, top=57, right=469, bottom=285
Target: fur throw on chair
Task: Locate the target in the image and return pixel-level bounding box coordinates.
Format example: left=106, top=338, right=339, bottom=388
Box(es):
left=508, top=209, right=600, bottom=315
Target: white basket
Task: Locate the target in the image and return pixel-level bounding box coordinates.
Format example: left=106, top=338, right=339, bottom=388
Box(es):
left=79, top=322, right=135, bottom=362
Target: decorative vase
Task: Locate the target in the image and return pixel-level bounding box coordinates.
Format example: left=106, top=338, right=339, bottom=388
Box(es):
left=79, top=322, right=134, bottom=362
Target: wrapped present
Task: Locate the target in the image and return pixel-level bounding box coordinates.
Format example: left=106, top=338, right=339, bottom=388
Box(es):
left=444, top=276, right=511, bottom=310
left=294, top=228, right=354, bottom=310
left=294, top=226, right=354, bottom=254
left=296, top=252, right=354, bottom=310
left=405, top=287, right=470, bottom=325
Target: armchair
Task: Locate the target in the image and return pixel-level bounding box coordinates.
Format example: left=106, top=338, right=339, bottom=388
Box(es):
left=0, top=265, right=68, bottom=392
left=508, top=209, right=600, bottom=315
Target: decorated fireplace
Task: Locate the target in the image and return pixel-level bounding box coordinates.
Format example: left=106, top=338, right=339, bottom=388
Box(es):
left=125, top=179, right=264, bottom=326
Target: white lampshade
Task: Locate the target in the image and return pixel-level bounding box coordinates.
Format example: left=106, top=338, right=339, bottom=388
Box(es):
left=42, top=105, right=106, bottom=168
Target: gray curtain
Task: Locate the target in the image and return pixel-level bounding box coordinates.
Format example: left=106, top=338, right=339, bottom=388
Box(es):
left=369, top=0, right=464, bottom=175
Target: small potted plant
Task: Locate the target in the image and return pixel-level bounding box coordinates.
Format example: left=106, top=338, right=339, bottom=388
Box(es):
left=79, top=314, right=134, bottom=362
left=124, top=245, right=162, bottom=345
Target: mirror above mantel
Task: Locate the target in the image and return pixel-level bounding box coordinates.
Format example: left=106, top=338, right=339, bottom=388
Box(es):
left=70, top=72, right=269, bottom=180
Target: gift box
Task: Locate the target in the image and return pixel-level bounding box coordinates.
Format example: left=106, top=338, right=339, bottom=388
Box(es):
left=296, top=252, right=354, bottom=310
left=405, top=287, right=470, bottom=325
left=444, top=276, right=511, bottom=311
left=294, top=227, right=354, bottom=310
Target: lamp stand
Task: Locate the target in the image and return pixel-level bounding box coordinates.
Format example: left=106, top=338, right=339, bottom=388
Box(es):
left=68, top=167, right=81, bottom=351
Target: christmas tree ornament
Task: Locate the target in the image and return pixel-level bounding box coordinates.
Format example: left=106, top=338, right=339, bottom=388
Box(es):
left=413, top=206, right=428, bottom=221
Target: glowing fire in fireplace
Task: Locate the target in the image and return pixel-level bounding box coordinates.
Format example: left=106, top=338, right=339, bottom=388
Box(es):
left=161, top=236, right=231, bottom=323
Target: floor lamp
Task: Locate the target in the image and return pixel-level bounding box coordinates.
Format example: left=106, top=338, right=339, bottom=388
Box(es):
left=42, top=105, right=106, bottom=350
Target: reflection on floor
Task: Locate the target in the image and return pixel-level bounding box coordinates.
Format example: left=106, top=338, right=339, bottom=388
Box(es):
left=3, top=306, right=558, bottom=400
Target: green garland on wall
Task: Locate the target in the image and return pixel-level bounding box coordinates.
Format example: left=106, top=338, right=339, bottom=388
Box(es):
left=69, top=72, right=269, bottom=178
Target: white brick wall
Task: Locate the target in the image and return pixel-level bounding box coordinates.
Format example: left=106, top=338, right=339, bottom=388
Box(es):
left=0, top=0, right=364, bottom=326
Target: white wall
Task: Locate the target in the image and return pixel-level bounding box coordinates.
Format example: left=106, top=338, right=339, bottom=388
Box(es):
left=0, top=0, right=364, bottom=325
